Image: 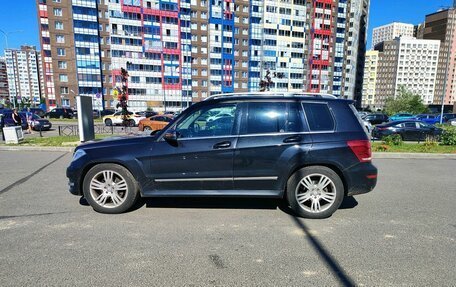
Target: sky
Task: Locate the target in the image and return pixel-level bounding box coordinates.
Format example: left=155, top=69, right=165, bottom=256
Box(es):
left=0, top=0, right=454, bottom=54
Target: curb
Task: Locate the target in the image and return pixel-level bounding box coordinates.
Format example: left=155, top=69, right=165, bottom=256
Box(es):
left=373, top=152, right=456, bottom=159
left=0, top=145, right=455, bottom=159
left=0, top=146, right=74, bottom=152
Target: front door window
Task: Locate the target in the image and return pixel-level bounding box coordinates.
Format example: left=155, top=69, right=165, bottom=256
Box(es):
left=175, top=104, right=237, bottom=138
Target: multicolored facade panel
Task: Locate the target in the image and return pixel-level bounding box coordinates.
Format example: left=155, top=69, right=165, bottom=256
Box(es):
left=307, top=0, right=334, bottom=94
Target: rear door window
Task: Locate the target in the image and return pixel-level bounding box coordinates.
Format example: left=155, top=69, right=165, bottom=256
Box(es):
left=302, top=102, right=335, bottom=132
left=241, top=102, right=302, bottom=135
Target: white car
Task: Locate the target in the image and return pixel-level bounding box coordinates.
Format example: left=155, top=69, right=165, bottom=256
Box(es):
left=449, top=118, right=456, bottom=126
left=102, top=111, right=145, bottom=126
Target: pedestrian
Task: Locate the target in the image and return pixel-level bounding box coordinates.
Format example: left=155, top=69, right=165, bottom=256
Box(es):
left=26, top=107, right=33, bottom=134
left=12, top=109, right=22, bottom=127
left=0, top=113, right=5, bottom=141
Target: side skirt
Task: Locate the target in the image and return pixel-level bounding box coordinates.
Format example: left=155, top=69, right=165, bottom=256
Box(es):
left=141, top=189, right=283, bottom=198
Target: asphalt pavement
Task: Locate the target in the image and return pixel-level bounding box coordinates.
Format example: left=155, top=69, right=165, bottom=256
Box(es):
left=0, top=151, right=455, bottom=286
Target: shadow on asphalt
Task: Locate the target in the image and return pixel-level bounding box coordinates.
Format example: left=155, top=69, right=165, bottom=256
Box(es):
left=79, top=196, right=358, bottom=215
left=290, top=216, right=356, bottom=287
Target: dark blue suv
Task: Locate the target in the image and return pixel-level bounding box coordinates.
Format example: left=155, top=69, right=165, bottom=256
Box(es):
left=67, top=93, right=377, bottom=218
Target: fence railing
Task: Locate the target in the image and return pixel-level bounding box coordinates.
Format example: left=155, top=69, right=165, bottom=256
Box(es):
left=58, top=125, right=134, bottom=136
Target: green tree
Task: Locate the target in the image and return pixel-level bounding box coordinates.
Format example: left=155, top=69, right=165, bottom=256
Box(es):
left=384, top=86, right=429, bottom=116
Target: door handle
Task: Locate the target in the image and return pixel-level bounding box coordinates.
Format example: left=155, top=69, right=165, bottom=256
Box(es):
left=283, top=135, right=302, bottom=143
left=213, top=141, right=231, bottom=149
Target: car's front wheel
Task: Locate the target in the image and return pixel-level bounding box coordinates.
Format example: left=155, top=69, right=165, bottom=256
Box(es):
left=105, top=119, right=112, bottom=126
left=287, top=166, right=344, bottom=219
left=83, top=164, right=140, bottom=214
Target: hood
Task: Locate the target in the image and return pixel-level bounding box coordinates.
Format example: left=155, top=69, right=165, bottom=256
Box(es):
left=77, top=133, right=151, bottom=150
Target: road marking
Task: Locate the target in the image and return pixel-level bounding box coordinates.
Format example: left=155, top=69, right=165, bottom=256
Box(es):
left=0, top=152, right=68, bottom=195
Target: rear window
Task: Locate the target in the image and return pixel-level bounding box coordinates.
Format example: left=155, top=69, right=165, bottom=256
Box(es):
left=302, top=103, right=334, bottom=132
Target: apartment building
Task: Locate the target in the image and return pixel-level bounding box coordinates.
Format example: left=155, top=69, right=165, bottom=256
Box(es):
left=4, top=46, right=43, bottom=107
left=375, top=37, right=440, bottom=107
left=37, top=0, right=370, bottom=111
left=37, top=0, right=110, bottom=110
left=361, top=50, right=378, bottom=108
left=423, top=8, right=456, bottom=105
left=0, top=57, right=8, bottom=103
left=372, top=22, right=414, bottom=49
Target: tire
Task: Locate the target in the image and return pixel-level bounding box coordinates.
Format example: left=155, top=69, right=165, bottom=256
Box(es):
left=82, top=164, right=140, bottom=214
left=143, top=126, right=152, bottom=131
left=128, top=119, right=135, bottom=127
left=105, top=119, right=112, bottom=126
left=286, top=166, right=344, bottom=219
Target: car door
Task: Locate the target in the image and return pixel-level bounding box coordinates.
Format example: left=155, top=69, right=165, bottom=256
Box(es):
left=112, top=112, right=123, bottom=125
left=403, top=122, right=420, bottom=140
left=147, top=102, right=239, bottom=193
left=233, top=101, right=310, bottom=193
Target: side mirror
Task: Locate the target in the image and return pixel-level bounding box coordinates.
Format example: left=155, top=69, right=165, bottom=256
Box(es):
left=163, top=130, right=178, bottom=147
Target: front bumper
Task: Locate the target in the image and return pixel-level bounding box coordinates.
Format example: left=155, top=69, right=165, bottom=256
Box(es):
left=66, top=165, right=82, bottom=196
left=345, top=163, right=378, bottom=196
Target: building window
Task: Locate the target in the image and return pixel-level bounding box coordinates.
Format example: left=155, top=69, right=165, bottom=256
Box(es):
left=59, top=74, right=68, bottom=82
left=56, top=35, right=65, bottom=43
left=57, top=48, right=65, bottom=56
left=53, top=0, right=62, bottom=2
left=60, top=87, right=68, bottom=94
left=58, top=61, right=67, bottom=69
left=53, top=8, right=62, bottom=17
left=55, top=21, right=63, bottom=30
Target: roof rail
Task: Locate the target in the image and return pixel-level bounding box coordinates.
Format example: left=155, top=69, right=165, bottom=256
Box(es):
left=203, top=91, right=338, bottom=101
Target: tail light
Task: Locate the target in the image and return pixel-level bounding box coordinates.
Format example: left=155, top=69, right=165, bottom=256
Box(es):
left=347, top=140, right=372, bottom=163
left=377, top=127, right=388, bottom=131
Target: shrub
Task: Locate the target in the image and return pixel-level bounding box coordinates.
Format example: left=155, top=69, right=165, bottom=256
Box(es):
left=382, top=134, right=403, bottom=146
left=421, top=136, right=439, bottom=152
left=374, top=144, right=390, bottom=152
left=440, top=125, right=456, bottom=146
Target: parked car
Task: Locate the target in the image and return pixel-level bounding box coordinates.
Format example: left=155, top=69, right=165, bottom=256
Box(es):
left=414, top=114, right=438, bottom=125
left=45, top=108, right=75, bottom=119
left=372, top=120, right=442, bottom=141
left=2, top=112, right=28, bottom=129
left=21, top=107, right=46, bottom=117
left=389, top=113, right=415, bottom=122
left=440, top=113, right=456, bottom=123
left=138, top=114, right=173, bottom=131
left=28, top=114, right=52, bottom=131
left=67, top=92, right=377, bottom=219
left=448, top=118, right=456, bottom=126
left=102, top=111, right=144, bottom=126
left=137, top=111, right=158, bottom=118
left=362, top=113, right=389, bottom=125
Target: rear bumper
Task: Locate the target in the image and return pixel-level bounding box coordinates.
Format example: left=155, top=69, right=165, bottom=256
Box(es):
left=345, top=162, right=377, bottom=196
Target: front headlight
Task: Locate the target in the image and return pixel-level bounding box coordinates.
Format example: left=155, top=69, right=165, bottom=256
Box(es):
left=72, top=149, right=86, bottom=161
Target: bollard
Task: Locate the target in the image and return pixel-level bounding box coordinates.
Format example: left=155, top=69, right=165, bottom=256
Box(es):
left=58, top=125, right=61, bottom=136
left=40, top=125, right=43, bottom=137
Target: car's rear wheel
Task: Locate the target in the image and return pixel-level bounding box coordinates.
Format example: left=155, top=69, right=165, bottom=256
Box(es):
left=286, top=166, right=344, bottom=219
left=105, top=119, right=112, bottom=126
left=143, top=126, right=152, bottom=131
left=128, top=119, right=135, bottom=127
left=83, top=164, right=140, bottom=214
